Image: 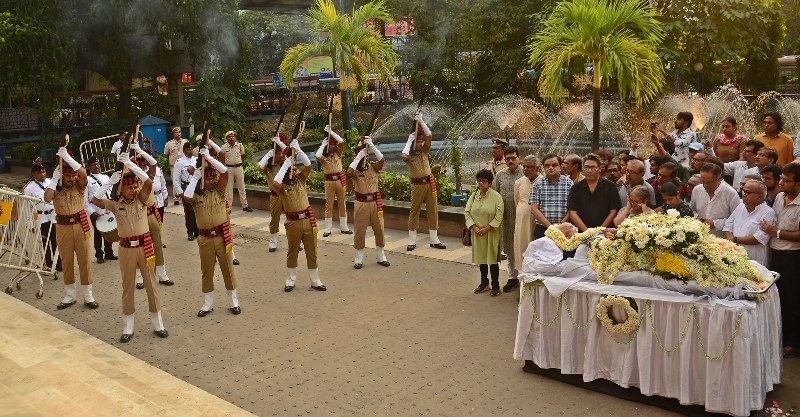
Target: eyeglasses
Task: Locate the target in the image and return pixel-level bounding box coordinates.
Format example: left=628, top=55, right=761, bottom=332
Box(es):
left=741, top=190, right=760, bottom=196
left=583, top=165, right=599, bottom=170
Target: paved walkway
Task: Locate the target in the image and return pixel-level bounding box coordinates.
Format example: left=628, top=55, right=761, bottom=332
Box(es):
left=0, top=172, right=797, bottom=416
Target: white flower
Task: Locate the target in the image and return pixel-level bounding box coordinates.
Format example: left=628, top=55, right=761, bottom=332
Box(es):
left=674, top=230, right=686, bottom=243
left=666, top=208, right=679, bottom=218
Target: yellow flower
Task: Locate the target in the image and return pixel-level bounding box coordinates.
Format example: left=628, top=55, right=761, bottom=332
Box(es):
left=655, top=253, right=689, bottom=278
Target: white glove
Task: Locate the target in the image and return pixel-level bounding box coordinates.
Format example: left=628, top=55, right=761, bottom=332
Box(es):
left=47, top=167, right=61, bottom=190
left=207, top=139, right=221, bottom=153
left=415, top=114, right=431, bottom=136
left=201, top=149, right=228, bottom=173
left=117, top=153, right=132, bottom=165
left=295, top=148, right=311, bottom=167
left=126, top=159, right=150, bottom=182
left=272, top=137, right=287, bottom=150
left=324, top=125, right=331, bottom=133
left=93, top=172, right=119, bottom=198
left=130, top=142, right=142, bottom=153
left=183, top=168, right=202, bottom=197
left=273, top=157, right=293, bottom=185
left=349, top=148, right=367, bottom=170
left=133, top=144, right=157, bottom=166
left=289, top=139, right=301, bottom=151
left=315, top=139, right=328, bottom=159
left=109, top=171, right=121, bottom=184
left=328, top=129, right=344, bottom=143
left=367, top=138, right=383, bottom=160
left=57, top=147, right=81, bottom=170
left=402, top=132, right=415, bottom=156
left=257, top=150, right=274, bottom=169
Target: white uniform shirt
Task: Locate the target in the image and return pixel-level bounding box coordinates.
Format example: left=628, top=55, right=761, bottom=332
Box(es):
left=722, top=202, right=776, bottom=267
left=85, top=172, right=110, bottom=217
left=172, top=155, right=198, bottom=195
left=153, top=167, right=168, bottom=208
left=111, top=140, right=125, bottom=156
left=23, top=179, right=54, bottom=227
left=690, top=181, right=741, bottom=236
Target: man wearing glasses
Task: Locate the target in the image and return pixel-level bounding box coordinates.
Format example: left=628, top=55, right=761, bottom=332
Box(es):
left=530, top=154, right=572, bottom=239
left=492, top=146, right=523, bottom=292
left=760, top=163, right=800, bottom=358
left=723, top=179, right=775, bottom=267
left=567, top=154, right=621, bottom=231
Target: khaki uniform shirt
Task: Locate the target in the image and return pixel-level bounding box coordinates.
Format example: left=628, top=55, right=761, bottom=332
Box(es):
left=484, top=159, right=507, bottom=177
left=222, top=142, right=245, bottom=165
left=54, top=184, right=86, bottom=215
left=104, top=197, right=149, bottom=238
left=165, top=138, right=189, bottom=166
left=352, top=165, right=380, bottom=194
left=321, top=153, right=343, bottom=174
left=192, top=182, right=228, bottom=229
left=280, top=179, right=310, bottom=213
left=405, top=150, right=431, bottom=178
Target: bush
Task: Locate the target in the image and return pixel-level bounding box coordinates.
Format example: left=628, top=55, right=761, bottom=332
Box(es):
left=8, top=142, right=41, bottom=161
left=378, top=171, right=411, bottom=202
left=156, top=154, right=171, bottom=179
left=243, top=162, right=266, bottom=185
left=306, top=169, right=325, bottom=192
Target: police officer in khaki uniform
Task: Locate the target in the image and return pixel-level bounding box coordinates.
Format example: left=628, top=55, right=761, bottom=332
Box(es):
left=128, top=144, right=174, bottom=288
left=271, top=139, right=326, bottom=292
left=258, top=134, right=288, bottom=252
left=484, top=138, right=508, bottom=176
left=182, top=148, right=242, bottom=317
left=221, top=130, right=252, bottom=212
left=91, top=155, right=168, bottom=343
left=44, top=148, right=97, bottom=310
left=401, top=113, right=446, bottom=251
left=347, top=136, right=390, bottom=269
left=164, top=127, right=189, bottom=205
left=316, top=125, right=352, bottom=236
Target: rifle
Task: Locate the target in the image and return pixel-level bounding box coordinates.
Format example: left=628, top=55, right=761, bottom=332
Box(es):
left=325, top=94, right=335, bottom=145
left=196, top=108, right=211, bottom=190
left=360, top=99, right=384, bottom=168
left=289, top=97, right=310, bottom=180
left=110, top=123, right=139, bottom=200
left=270, top=98, right=295, bottom=168
left=411, top=91, right=427, bottom=134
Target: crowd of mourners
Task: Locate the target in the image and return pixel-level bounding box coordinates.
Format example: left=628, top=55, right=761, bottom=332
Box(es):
left=465, top=111, right=800, bottom=359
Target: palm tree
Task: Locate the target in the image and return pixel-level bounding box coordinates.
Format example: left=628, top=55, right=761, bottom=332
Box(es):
left=528, top=0, right=666, bottom=151
left=280, top=0, right=398, bottom=130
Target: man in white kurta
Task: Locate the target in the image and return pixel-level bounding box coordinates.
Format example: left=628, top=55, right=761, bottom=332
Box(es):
left=690, top=163, right=741, bottom=237
left=722, top=180, right=775, bottom=267
left=510, top=155, right=538, bottom=292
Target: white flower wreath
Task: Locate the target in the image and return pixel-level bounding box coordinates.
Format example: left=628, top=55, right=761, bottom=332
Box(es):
left=545, top=224, right=605, bottom=251
left=595, top=295, right=641, bottom=335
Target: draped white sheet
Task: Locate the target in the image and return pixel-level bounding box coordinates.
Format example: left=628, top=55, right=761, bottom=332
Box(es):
left=513, top=281, right=782, bottom=417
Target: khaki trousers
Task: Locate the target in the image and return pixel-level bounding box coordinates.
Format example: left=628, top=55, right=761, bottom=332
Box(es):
left=269, top=194, right=283, bottom=234
left=408, top=184, right=438, bottom=231
left=324, top=180, right=346, bottom=218
left=198, top=235, right=237, bottom=293
left=225, top=166, right=248, bottom=207
left=55, top=223, right=92, bottom=285
left=354, top=201, right=385, bottom=250
left=148, top=214, right=164, bottom=266
left=119, top=246, right=159, bottom=315
left=285, top=218, right=317, bottom=269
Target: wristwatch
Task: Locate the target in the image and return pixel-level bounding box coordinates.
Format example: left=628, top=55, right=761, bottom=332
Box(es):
left=732, top=236, right=738, bottom=244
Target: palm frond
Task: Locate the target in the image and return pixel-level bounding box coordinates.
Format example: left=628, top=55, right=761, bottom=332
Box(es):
left=279, top=43, right=324, bottom=87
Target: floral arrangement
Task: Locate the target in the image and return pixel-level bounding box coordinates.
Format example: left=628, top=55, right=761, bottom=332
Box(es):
left=545, top=225, right=605, bottom=251
left=595, top=295, right=640, bottom=335
left=758, top=401, right=796, bottom=417
left=586, top=210, right=766, bottom=289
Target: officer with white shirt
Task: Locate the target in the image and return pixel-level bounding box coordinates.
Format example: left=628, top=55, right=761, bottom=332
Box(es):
left=85, top=156, right=117, bottom=263
left=110, top=131, right=126, bottom=156
left=173, top=142, right=199, bottom=240
left=23, top=163, right=61, bottom=272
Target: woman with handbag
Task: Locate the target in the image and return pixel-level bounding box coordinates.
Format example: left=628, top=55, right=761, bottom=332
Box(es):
left=464, top=169, right=504, bottom=296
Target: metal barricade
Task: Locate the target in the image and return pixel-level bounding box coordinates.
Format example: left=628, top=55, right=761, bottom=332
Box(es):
left=0, top=186, right=57, bottom=298
left=79, top=133, right=117, bottom=173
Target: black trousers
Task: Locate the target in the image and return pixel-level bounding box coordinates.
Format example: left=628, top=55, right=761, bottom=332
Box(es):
left=772, top=249, right=800, bottom=347
left=90, top=218, right=114, bottom=259
left=182, top=182, right=198, bottom=236
left=40, top=222, right=61, bottom=271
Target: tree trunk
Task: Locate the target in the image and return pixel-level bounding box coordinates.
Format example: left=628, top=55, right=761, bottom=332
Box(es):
left=117, top=82, right=132, bottom=122
left=592, top=62, right=601, bottom=152
left=340, top=88, right=353, bottom=131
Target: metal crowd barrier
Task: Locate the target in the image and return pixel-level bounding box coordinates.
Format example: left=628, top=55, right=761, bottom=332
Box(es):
left=78, top=133, right=117, bottom=174
left=0, top=186, right=57, bottom=298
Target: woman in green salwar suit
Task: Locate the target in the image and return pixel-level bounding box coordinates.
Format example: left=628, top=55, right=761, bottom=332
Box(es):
left=464, top=169, right=504, bottom=296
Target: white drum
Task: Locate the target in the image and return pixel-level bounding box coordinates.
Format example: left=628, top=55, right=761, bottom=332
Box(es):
left=96, top=212, right=117, bottom=233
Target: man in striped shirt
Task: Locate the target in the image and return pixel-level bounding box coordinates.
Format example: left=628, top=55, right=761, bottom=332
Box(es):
left=529, top=154, right=573, bottom=240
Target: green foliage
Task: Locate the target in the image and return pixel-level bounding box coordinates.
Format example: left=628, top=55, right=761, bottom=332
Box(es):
left=305, top=169, right=325, bottom=192
left=0, top=1, right=76, bottom=117
left=447, top=128, right=463, bottom=193
left=279, top=0, right=398, bottom=106
left=243, top=161, right=266, bottom=185
left=378, top=171, right=411, bottom=201
left=156, top=154, right=171, bottom=179
left=238, top=11, right=312, bottom=78
left=7, top=142, right=41, bottom=161
left=435, top=174, right=455, bottom=206
left=133, top=85, right=171, bottom=122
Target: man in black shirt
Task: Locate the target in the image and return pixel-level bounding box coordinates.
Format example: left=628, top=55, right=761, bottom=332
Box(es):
left=567, top=154, right=622, bottom=230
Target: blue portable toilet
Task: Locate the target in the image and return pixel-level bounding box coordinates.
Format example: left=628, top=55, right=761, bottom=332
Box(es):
left=138, top=115, right=170, bottom=155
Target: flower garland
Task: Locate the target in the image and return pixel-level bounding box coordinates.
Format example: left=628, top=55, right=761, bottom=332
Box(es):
left=587, top=211, right=766, bottom=289
left=595, top=295, right=640, bottom=335
left=545, top=225, right=605, bottom=251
